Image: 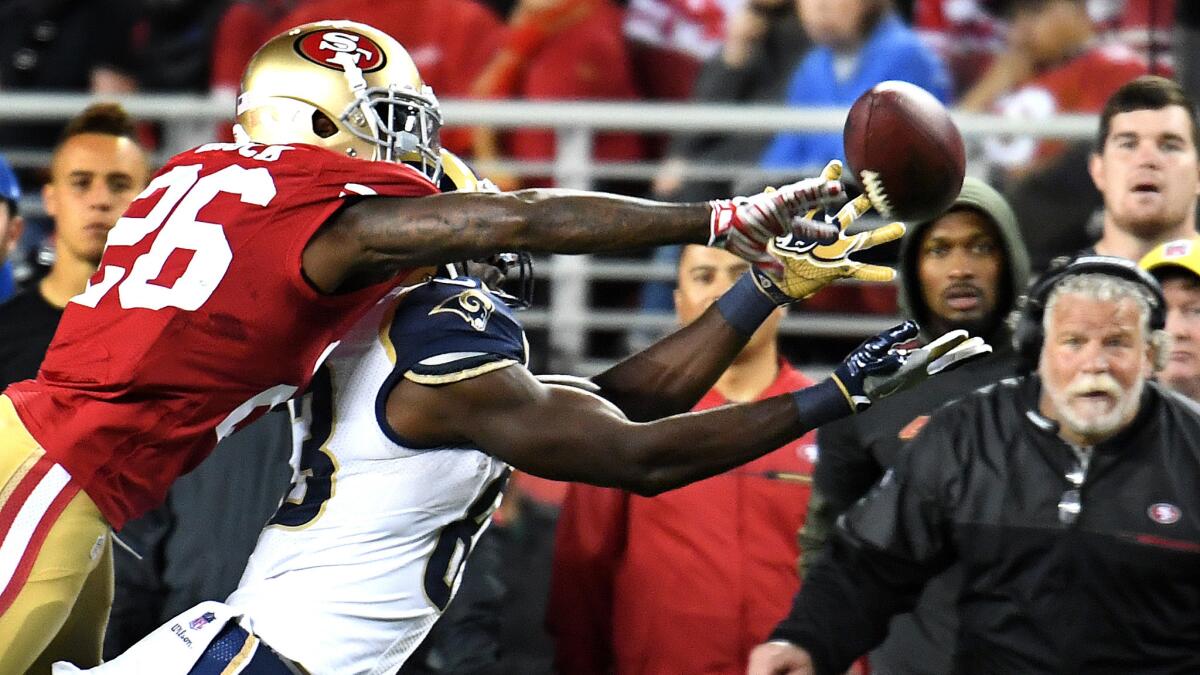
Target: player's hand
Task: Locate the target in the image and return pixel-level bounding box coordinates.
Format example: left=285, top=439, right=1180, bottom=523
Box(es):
left=753, top=194, right=905, bottom=302
left=747, top=641, right=815, bottom=675
left=864, top=329, right=992, bottom=400
left=708, top=160, right=845, bottom=268
left=830, top=321, right=919, bottom=413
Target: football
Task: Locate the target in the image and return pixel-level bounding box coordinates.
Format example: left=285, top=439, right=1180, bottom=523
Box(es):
left=843, top=80, right=965, bottom=223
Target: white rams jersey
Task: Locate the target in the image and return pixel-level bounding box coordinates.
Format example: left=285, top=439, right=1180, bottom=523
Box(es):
left=226, top=277, right=523, bottom=675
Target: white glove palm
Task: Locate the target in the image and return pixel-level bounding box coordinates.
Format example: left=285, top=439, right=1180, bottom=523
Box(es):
left=864, top=330, right=993, bottom=400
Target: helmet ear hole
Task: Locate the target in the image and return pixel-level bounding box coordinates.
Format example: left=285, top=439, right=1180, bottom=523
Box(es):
left=312, top=110, right=338, bottom=138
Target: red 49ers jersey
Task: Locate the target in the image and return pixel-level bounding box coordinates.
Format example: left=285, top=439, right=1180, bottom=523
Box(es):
left=5, top=143, right=438, bottom=529
left=984, top=45, right=1148, bottom=169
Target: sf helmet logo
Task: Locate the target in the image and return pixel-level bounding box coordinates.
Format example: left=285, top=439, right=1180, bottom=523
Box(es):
left=296, top=30, right=387, bottom=72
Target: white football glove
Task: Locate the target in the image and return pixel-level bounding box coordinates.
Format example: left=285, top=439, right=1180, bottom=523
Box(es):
left=864, top=329, right=993, bottom=400
left=708, top=160, right=847, bottom=270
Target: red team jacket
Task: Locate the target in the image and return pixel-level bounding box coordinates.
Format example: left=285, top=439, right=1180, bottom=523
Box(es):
left=549, top=362, right=818, bottom=675
left=4, top=143, right=437, bottom=529
left=985, top=45, right=1148, bottom=170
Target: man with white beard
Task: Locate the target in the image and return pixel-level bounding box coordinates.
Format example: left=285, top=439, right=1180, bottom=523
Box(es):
left=749, top=254, right=1200, bottom=675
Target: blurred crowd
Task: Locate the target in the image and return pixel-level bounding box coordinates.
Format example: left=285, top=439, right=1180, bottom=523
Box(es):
left=0, top=0, right=1189, bottom=350
left=1, top=1, right=1197, bottom=673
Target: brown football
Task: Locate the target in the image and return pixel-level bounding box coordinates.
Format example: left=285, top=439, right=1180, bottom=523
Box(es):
left=843, top=80, right=965, bottom=223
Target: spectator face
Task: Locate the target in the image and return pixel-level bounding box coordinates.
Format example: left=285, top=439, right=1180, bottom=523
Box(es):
left=0, top=201, right=22, bottom=263
left=1038, top=294, right=1151, bottom=445
left=798, top=0, right=879, bottom=49
left=43, top=133, right=148, bottom=266
left=675, top=245, right=782, bottom=357
left=917, top=209, right=1005, bottom=335
left=1159, top=274, right=1200, bottom=400
left=1089, top=106, right=1200, bottom=241
left=1009, top=0, right=1088, bottom=66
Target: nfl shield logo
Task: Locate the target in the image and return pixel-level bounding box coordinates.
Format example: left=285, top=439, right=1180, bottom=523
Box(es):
left=1148, top=503, right=1182, bottom=525
left=189, top=611, right=217, bottom=630
left=1164, top=241, right=1192, bottom=258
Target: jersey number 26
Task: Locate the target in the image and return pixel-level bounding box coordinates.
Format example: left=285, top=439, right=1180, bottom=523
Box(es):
left=72, top=163, right=275, bottom=311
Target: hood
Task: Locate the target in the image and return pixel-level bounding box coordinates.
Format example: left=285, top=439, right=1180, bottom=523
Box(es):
left=897, top=176, right=1031, bottom=345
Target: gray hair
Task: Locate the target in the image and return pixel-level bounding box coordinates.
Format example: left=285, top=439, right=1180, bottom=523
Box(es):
left=1043, top=273, right=1171, bottom=370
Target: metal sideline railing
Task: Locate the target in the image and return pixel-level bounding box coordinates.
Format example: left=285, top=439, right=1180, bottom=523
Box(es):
left=0, top=94, right=1099, bottom=372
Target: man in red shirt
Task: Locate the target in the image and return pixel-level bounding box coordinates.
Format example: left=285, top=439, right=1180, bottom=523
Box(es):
left=470, top=0, right=644, bottom=189
left=548, top=244, right=820, bottom=675
left=963, top=0, right=1149, bottom=176
left=0, top=19, right=863, bottom=672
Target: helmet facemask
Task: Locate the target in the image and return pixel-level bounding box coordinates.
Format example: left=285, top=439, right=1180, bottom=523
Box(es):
left=332, top=51, right=443, bottom=181
left=449, top=253, right=535, bottom=310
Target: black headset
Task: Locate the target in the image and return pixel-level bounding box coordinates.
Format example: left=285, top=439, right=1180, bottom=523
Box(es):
left=1011, top=254, right=1166, bottom=366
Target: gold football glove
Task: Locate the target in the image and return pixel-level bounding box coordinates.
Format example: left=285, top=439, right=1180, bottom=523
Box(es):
left=752, top=189, right=905, bottom=302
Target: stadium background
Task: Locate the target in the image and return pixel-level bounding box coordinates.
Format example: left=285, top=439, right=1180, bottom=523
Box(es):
left=0, top=0, right=1185, bottom=377
left=0, top=0, right=1192, bottom=671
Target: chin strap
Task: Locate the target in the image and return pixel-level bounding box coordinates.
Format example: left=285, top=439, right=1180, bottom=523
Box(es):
left=330, top=51, right=383, bottom=161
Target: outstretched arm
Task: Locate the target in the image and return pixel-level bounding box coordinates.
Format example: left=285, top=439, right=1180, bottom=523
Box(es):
left=302, top=170, right=845, bottom=293
left=386, top=362, right=851, bottom=495
left=589, top=299, right=754, bottom=422
left=352, top=189, right=713, bottom=260
left=589, top=192, right=909, bottom=421
left=386, top=320, right=981, bottom=494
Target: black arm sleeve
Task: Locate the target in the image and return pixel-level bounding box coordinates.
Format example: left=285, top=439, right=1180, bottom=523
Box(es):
left=770, top=416, right=962, bottom=674
left=1180, top=1, right=1200, bottom=25
left=772, top=538, right=930, bottom=675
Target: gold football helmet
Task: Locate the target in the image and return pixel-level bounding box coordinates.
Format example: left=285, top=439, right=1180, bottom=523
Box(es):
left=437, top=148, right=491, bottom=193
left=236, top=20, right=442, bottom=180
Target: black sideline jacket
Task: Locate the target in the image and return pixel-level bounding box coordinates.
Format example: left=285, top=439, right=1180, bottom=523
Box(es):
left=772, top=376, right=1200, bottom=675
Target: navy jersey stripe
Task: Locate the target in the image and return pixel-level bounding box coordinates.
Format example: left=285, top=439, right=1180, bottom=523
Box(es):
left=387, top=278, right=525, bottom=373
left=373, top=277, right=526, bottom=450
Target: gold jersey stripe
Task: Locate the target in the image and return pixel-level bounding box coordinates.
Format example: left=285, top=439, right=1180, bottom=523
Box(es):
left=404, top=359, right=517, bottom=385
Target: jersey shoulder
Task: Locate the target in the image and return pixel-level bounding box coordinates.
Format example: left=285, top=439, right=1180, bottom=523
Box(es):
left=387, top=277, right=527, bottom=384
left=169, top=142, right=439, bottom=199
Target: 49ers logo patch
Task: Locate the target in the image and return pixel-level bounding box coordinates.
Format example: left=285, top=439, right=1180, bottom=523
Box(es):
left=295, top=30, right=386, bottom=73
left=1148, top=503, right=1182, bottom=525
